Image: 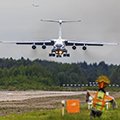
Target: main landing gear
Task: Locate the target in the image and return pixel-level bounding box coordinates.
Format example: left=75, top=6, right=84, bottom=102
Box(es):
left=49, top=53, right=70, bottom=57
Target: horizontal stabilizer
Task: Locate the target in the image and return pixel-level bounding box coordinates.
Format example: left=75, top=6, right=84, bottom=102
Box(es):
left=41, top=19, right=81, bottom=24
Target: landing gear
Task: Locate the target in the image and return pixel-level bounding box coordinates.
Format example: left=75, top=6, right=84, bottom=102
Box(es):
left=49, top=53, right=55, bottom=57
left=49, top=53, right=70, bottom=57
left=56, top=55, right=62, bottom=57
left=63, top=53, right=70, bottom=57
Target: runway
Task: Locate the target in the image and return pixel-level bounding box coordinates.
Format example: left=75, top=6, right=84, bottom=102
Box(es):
left=0, top=91, right=86, bottom=101
left=0, top=91, right=86, bottom=115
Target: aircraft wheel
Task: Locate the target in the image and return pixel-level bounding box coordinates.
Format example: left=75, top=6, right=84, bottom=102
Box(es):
left=67, top=54, right=70, bottom=57
left=49, top=53, right=55, bottom=57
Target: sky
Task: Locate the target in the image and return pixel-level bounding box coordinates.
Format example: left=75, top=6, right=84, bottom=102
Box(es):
left=0, top=0, right=120, bottom=64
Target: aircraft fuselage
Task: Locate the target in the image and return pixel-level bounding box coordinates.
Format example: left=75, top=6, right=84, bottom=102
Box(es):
left=50, top=39, right=69, bottom=57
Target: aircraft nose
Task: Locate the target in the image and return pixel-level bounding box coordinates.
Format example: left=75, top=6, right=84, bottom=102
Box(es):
left=56, top=44, right=62, bottom=48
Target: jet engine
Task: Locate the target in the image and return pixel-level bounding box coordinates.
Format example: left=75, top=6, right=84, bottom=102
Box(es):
left=82, top=45, right=87, bottom=50
left=32, top=45, right=36, bottom=49
left=42, top=44, right=46, bottom=49
left=72, top=45, right=76, bottom=50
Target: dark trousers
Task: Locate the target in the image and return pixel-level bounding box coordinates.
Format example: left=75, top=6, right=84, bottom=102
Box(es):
left=90, top=108, right=102, bottom=119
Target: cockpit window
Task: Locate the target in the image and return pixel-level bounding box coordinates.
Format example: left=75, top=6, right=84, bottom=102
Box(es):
left=56, top=44, right=62, bottom=47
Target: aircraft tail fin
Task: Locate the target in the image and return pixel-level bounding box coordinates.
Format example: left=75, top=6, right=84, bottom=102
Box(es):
left=40, top=19, right=81, bottom=39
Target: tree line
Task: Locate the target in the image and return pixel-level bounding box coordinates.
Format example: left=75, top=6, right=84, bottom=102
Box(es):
left=0, top=57, right=119, bottom=90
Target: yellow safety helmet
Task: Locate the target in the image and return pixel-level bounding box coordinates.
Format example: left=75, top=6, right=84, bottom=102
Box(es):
left=96, top=75, right=110, bottom=84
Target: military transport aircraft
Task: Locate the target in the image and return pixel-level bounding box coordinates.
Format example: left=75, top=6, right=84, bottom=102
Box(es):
left=2, top=19, right=118, bottom=57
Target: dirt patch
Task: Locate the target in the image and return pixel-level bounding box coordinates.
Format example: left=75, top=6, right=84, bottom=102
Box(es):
left=0, top=91, right=86, bottom=116
left=0, top=91, right=119, bottom=116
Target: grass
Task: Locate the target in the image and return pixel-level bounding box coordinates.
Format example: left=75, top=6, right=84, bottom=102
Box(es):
left=0, top=99, right=119, bottom=120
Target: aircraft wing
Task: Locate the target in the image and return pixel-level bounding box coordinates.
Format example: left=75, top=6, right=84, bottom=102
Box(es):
left=65, top=40, right=118, bottom=46
left=2, top=40, right=54, bottom=46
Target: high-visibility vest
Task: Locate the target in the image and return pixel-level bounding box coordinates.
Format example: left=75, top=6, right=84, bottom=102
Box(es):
left=93, top=90, right=106, bottom=111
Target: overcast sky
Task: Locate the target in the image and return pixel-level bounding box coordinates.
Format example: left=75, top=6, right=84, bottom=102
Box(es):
left=0, top=0, right=120, bottom=64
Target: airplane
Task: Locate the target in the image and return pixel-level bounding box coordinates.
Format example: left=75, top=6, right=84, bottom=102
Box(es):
left=2, top=19, right=118, bottom=57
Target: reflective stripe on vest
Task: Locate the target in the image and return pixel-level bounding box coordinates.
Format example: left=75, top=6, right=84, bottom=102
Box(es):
left=93, top=91, right=106, bottom=111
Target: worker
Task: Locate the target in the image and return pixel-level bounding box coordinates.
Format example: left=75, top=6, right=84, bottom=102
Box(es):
left=88, top=75, right=117, bottom=119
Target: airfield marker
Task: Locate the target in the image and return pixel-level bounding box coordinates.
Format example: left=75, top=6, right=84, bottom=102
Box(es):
left=61, top=100, right=65, bottom=116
